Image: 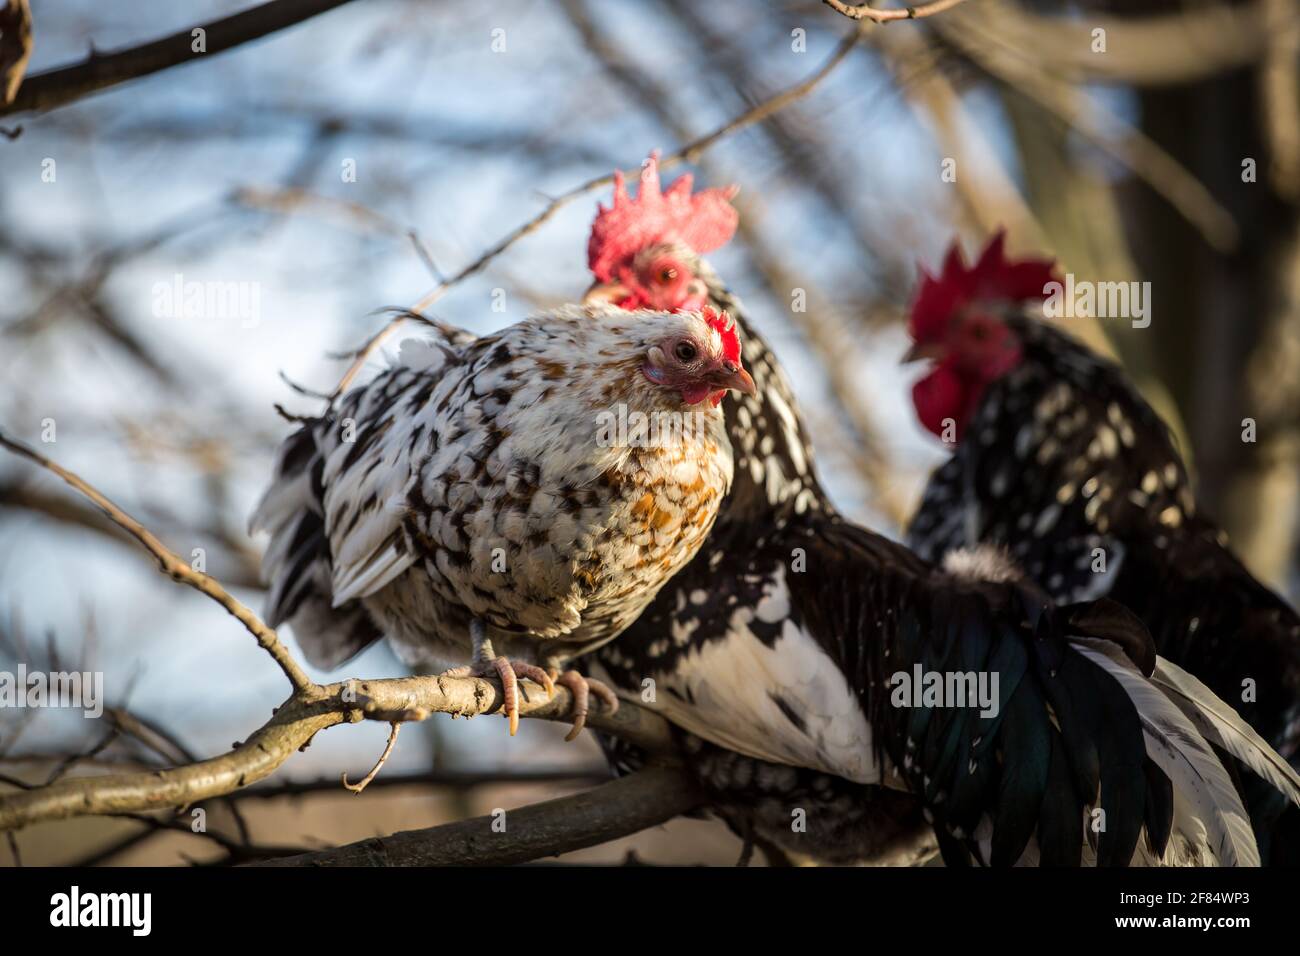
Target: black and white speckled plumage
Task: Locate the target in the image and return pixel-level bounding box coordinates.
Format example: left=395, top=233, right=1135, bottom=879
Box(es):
left=587, top=267, right=936, bottom=862
left=907, top=315, right=1300, bottom=860
left=588, top=277, right=1299, bottom=865
left=252, top=305, right=735, bottom=674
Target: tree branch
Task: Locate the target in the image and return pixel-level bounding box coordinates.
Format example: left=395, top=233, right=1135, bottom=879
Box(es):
left=252, top=765, right=700, bottom=866
left=0, top=479, right=265, bottom=590
left=0, top=0, right=359, bottom=118
left=823, top=0, right=968, bottom=23
left=0, top=0, right=32, bottom=105
left=945, top=0, right=1294, bottom=89
left=0, top=672, right=672, bottom=832
left=0, top=429, right=311, bottom=691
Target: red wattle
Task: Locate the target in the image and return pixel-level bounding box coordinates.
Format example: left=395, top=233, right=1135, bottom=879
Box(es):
left=680, top=384, right=713, bottom=405
left=912, top=362, right=971, bottom=441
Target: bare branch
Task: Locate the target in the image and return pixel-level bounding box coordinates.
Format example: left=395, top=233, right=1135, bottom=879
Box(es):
left=0, top=479, right=264, bottom=590
left=0, top=429, right=312, bottom=691
left=341, top=721, right=401, bottom=794
left=253, top=765, right=700, bottom=867
left=0, top=673, right=672, bottom=832
left=0, top=0, right=360, bottom=118
left=947, top=0, right=1294, bottom=89
left=234, top=766, right=611, bottom=798
left=823, top=0, right=968, bottom=24
left=106, top=811, right=308, bottom=862
left=0, top=0, right=32, bottom=105
left=932, top=15, right=1240, bottom=253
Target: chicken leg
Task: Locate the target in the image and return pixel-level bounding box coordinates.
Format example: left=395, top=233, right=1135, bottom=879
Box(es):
left=440, top=621, right=554, bottom=736
left=546, top=663, right=620, bottom=742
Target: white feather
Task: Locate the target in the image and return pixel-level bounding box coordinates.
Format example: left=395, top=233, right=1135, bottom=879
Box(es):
left=1150, top=656, right=1300, bottom=808
left=1072, top=640, right=1259, bottom=866
left=625, top=566, right=880, bottom=784
left=330, top=542, right=414, bottom=607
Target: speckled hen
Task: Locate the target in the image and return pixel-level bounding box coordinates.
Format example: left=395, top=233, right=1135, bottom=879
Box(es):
left=251, top=304, right=754, bottom=738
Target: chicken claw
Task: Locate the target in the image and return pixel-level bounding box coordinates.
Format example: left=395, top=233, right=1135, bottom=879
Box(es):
left=550, top=669, right=620, bottom=742
left=440, top=657, right=555, bottom=736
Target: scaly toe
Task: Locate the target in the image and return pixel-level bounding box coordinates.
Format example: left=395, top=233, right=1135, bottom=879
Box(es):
left=553, top=671, right=587, bottom=742
left=439, top=658, right=558, bottom=738
left=553, top=670, right=619, bottom=742
left=491, top=657, right=521, bottom=736
left=585, top=677, right=620, bottom=717
left=510, top=661, right=556, bottom=699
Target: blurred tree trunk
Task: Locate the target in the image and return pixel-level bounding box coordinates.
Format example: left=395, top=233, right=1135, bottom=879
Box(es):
left=998, top=87, right=1193, bottom=451
left=1122, top=45, right=1300, bottom=590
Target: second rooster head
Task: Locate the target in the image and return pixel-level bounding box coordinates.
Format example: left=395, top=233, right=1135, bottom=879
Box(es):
left=904, top=231, right=1059, bottom=441
left=584, top=150, right=738, bottom=313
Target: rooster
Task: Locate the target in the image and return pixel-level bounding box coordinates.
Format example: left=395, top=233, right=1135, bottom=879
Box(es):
left=904, top=232, right=1300, bottom=860
left=251, top=304, right=755, bottom=738
left=579, top=157, right=1300, bottom=865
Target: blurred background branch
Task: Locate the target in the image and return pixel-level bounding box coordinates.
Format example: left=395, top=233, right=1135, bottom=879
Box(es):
left=0, top=0, right=359, bottom=118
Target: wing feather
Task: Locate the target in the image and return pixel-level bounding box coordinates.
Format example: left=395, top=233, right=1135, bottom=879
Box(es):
left=1151, top=657, right=1300, bottom=807
left=1072, top=640, right=1258, bottom=865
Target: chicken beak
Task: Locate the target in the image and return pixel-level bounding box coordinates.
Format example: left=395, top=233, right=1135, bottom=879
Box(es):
left=583, top=279, right=629, bottom=306
left=901, top=341, right=942, bottom=365
left=711, top=362, right=757, bottom=397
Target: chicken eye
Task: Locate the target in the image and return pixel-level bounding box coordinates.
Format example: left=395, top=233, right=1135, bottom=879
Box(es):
left=657, top=266, right=678, bottom=284
left=674, top=340, right=698, bottom=362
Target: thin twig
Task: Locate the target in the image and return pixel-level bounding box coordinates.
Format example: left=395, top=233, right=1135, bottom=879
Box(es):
left=108, top=811, right=307, bottom=861
left=43, top=729, right=120, bottom=786
left=408, top=230, right=445, bottom=283
left=823, top=0, right=968, bottom=23
left=341, top=721, right=401, bottom=794
left=0, top=429, right=312, bottom=691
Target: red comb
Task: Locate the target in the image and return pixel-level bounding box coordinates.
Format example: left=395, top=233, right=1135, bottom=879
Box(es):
left=909, top=230, right=1059, bottom=342
left=588, top=150, right=739, bottom=282
left=700, top=305, right=741, bottom=364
